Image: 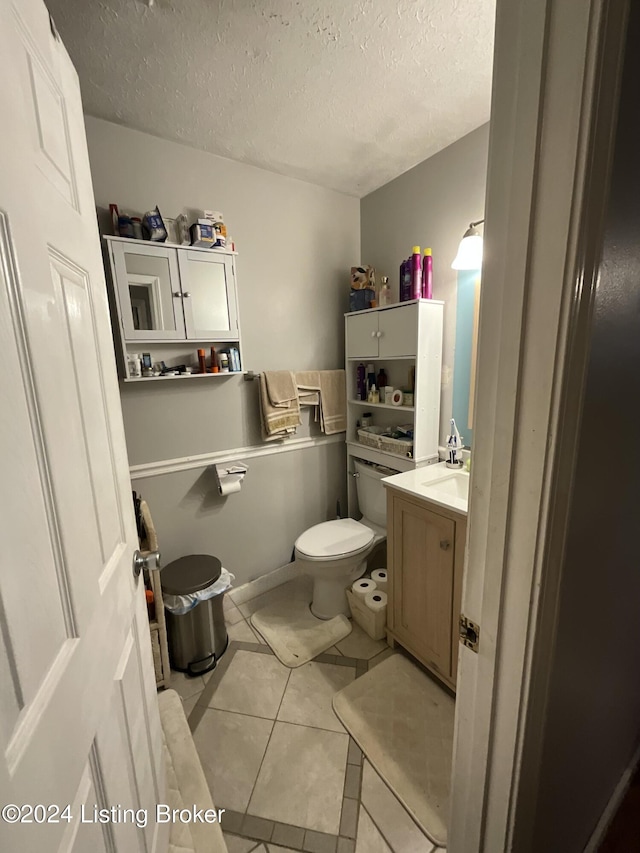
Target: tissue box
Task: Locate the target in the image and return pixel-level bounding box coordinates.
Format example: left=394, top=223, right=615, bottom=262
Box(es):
left=346, top=588, right=387, bottom=640
left=190, top=223, right=214, bottom=247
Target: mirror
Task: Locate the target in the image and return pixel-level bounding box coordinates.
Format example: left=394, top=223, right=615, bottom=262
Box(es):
left=124, top=252, right=177, bottom=332
left=185, top=257, right=231, bottom=331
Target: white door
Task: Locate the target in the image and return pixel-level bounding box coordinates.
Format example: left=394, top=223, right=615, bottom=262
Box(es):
left=0, top=2, right=167, bottom=852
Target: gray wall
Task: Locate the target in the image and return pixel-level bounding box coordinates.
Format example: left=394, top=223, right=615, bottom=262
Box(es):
left=361, top=125, right=489, bottom=443
left=86, top=117, right=359, bottom=583
left=530, top=7, right=640, bottom=847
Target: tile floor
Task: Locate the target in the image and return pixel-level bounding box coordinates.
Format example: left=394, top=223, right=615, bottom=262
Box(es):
left=168, top=577, right=446, bottom=853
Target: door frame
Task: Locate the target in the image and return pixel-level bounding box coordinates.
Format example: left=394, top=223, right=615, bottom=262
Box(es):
left=449, top=0, right=629, bottom=850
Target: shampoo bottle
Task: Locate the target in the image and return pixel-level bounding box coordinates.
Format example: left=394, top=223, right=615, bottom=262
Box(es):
left=422, top=248, right=433, bottom=299
left=356, top=363, right=366, bottom=400
left=401, top=260, right=412, bottom=301
left=411, top=246, right=422, bottom=299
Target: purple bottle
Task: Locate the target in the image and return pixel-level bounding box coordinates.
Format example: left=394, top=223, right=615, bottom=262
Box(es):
left=356, top=363, right=366, bottom=401
left=422, top=248, right=433, bottom=299
left=410, top=246, right=422, bottom=299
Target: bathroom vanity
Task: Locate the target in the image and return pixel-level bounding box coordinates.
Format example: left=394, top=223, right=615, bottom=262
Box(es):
left=383, top=463, right=469, bottom=691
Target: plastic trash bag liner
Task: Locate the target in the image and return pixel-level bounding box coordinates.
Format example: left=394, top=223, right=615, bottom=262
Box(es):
left=163, top=568, right=235, bottom=615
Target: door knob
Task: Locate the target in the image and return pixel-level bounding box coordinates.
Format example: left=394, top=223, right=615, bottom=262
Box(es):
left=133, top=549, right=161, bottom=579
left=440, top=540, right=451, bottom=551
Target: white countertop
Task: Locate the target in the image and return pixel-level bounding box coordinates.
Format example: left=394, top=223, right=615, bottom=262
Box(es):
left=382, top=462, right=469, bottom=516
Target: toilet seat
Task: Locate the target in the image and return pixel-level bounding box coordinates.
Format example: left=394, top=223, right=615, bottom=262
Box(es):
left=295, top=518, right=374, bottom=561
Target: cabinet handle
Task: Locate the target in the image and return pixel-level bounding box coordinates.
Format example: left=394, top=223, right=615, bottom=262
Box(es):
left=183, top=292, right=192, bottom=297
left=440, top=540, right=451, bottom=550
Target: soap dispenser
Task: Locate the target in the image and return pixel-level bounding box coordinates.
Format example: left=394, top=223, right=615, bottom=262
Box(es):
left=446, top=418, right=464, bottom=468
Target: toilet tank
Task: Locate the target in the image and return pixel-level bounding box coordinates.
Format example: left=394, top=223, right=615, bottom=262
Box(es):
left=354, top=459, right=399, bottom=528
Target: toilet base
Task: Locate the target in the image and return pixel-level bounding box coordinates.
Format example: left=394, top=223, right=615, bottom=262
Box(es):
left=309, top=561, right=367, bottom=621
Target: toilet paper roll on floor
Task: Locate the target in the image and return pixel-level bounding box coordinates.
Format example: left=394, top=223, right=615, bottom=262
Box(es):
left=364, top=589, right=388, bottom=613
left=370, top=569, right=388, bottom=592
left=352, top=578, right=377, bottom=600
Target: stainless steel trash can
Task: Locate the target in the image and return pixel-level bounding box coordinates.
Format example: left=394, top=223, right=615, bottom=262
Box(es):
left=162, top=554, right=229, bottom=676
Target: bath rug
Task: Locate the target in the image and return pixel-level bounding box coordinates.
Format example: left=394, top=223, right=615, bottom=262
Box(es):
left=251, top=599, right=351, bottom=668
left=332, top=653, right=454, bottom=846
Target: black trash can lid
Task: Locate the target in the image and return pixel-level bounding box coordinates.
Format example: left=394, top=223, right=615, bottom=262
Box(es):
left=161, top=554, right=222, bottom=595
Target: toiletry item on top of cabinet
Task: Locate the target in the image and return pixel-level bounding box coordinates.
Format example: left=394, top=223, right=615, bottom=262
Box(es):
left=131, top=217, right=143, bottom=240
left=400, top=260, right=412, bottom=302
left=411, top=246, right=422, bottom=299
left=356, top=363, right=366, bottom=400
left=197, top=348, right=207, bottom=374
left=422, top=248, right=433, bottom=299
left=143, top=207, right=167, bottom=242
left=376, top=367, right=387, bottom=390
left=379, top=276, right=392, bottom=306
left=118, top=215, right=134, bottom=239
left=218, top=352, right=229, bottom=373
left=366, top=363, right=376, bottom=392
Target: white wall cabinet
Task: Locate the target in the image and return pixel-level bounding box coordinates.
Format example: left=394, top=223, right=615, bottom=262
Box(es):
left=345, top=300, right=444, bottom=514
left=104, top=236, right=242, bottom=381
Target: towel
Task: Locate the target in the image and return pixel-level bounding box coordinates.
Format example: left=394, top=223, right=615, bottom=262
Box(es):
left=318, top=370, right=347, bottom=434
left=295, top=370, right=321, bottom=407
left=139, top=499, right=158, bottom=552
left=264, top=370, right=298, bottom=408
left=259, top=373, right=301, bottom=440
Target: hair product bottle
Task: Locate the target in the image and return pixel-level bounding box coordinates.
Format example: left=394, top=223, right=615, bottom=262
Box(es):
left=411, top=246, right=422, bottom=299
left=422, top=248, right=433, bottom=299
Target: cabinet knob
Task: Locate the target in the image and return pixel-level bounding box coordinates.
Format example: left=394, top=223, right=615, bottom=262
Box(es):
left=183, top=291, right=192, bottom=298
left=440, top=540, right=451, bottom=550
left=377, top=331, right=382, bottom=338
left=371, top=331, right=376, bottom=338
left=173, top=291, right=181, bottom=297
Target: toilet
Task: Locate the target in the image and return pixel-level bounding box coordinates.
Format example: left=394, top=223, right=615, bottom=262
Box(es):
left=295, top=458, right=396, bottom=620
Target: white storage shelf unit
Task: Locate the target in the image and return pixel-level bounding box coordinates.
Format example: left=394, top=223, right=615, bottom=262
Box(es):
left=103, top=236, right=242, bottom=382
left=345, top=299, right=443, bottom=514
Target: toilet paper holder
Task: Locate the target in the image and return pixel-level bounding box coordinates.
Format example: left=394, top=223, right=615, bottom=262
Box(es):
left=213, top=462, right=248, bottom=496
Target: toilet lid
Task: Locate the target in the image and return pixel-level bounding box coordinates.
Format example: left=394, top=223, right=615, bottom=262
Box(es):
left=295, top=518, right=374, bottom=559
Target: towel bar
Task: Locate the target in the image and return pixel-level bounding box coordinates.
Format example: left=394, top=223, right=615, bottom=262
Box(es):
left=243, top=371, right=261, bottom=381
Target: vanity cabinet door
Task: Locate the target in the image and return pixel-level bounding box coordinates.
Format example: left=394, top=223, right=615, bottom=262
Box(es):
left=111, top=241, right=185, bottom=341
left=391, top=493, right=456, bottom=680
left=177, top=251, right=239, bottom=341
left=346, top=311, right=379, bottom=358
left=378, top=303, right=418, bottom=357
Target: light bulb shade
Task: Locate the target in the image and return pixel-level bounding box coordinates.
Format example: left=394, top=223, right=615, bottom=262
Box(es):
left=451, top=234, right=483, bottom=270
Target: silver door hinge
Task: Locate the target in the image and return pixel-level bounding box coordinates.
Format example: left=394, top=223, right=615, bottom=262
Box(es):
left=459, top=615, right=480, bottom=653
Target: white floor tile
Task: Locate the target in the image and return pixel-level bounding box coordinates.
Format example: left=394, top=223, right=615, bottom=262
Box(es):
left=168, top=669, right=204, bottom=700
left=225, top=601, right=245, bottom=625
left=335, top=623, right=389, bottom=660
left=227, top=618, right=262, bottom=644
left=356, top=806, right=392, bottom=853
left=223, top=833, right=260, bottom=853
left=361, top=761, right=436, bottom=853
left=277, top=661, right=355, bottom=732
left=248, top=721, right=349, bottom=834
left=192, top=708, right=273, bottom=813
left=206, top=650, right=290, bottom=719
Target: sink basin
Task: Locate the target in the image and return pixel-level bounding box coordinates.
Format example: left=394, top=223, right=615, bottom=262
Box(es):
left=421, top=472, right=470, bottom=502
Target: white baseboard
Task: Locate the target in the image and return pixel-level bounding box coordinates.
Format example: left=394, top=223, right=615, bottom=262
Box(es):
left=584, top=740, right=640, bottom=853
left=228, top=561, right=298, bottom=606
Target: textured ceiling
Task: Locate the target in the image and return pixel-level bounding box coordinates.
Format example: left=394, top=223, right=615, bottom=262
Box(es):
left=46, top=0, right=495, bottom=197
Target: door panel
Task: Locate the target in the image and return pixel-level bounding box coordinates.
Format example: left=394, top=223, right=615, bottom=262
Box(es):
left=345, top=311, right=379, bottom=358
left=378, top=304, right=418, bottom=357
left=112, top=242, right=184, bottom=341
left=0, top=2, right=165, bottom=851
left=178, top=251, right=239, bottom=340
left=392, top=495, right=455, bottom=676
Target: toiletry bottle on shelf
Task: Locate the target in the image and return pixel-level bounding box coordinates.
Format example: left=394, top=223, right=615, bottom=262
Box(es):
left=218, top=352, right=229, bottom=373
left=367, top=363, right=376, bottom=393
left=379, top=276, right=391, bottom=306
left=197, top=348, right=207, bottom=374
left=376, top=367, right=387, bottom=390
left=368, top=384, right=380, bottom=404
left=356, top=363, right=366, bottom=400
left=402, top=260, right=412, bottom=301
left=210, top=346, right=218, bottom=373
left=411, top=246, right=422, bottom=299
left=422, top=248, right=433, bottom=299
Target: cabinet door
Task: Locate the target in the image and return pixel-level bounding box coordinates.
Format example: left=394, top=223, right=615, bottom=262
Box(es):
left=178, top=251, right=239, bottom=341
left=111, top=242, right=185, bottom=340
left=392, top=495, right=456, bottom=678
left=378, top=304, right=418, bottom=357
left=346, top=311, right=379, bottom=358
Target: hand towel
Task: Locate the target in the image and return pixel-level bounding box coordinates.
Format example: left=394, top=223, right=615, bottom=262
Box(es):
left=295, top=370, right=321, bottom=407
left=259, top=373, right=301, bottom=440
left=264, top=370, right=298, bottom=408
left=139, top=499, right=158, bottom=552
left=318, top=370, right=347, bottom=434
